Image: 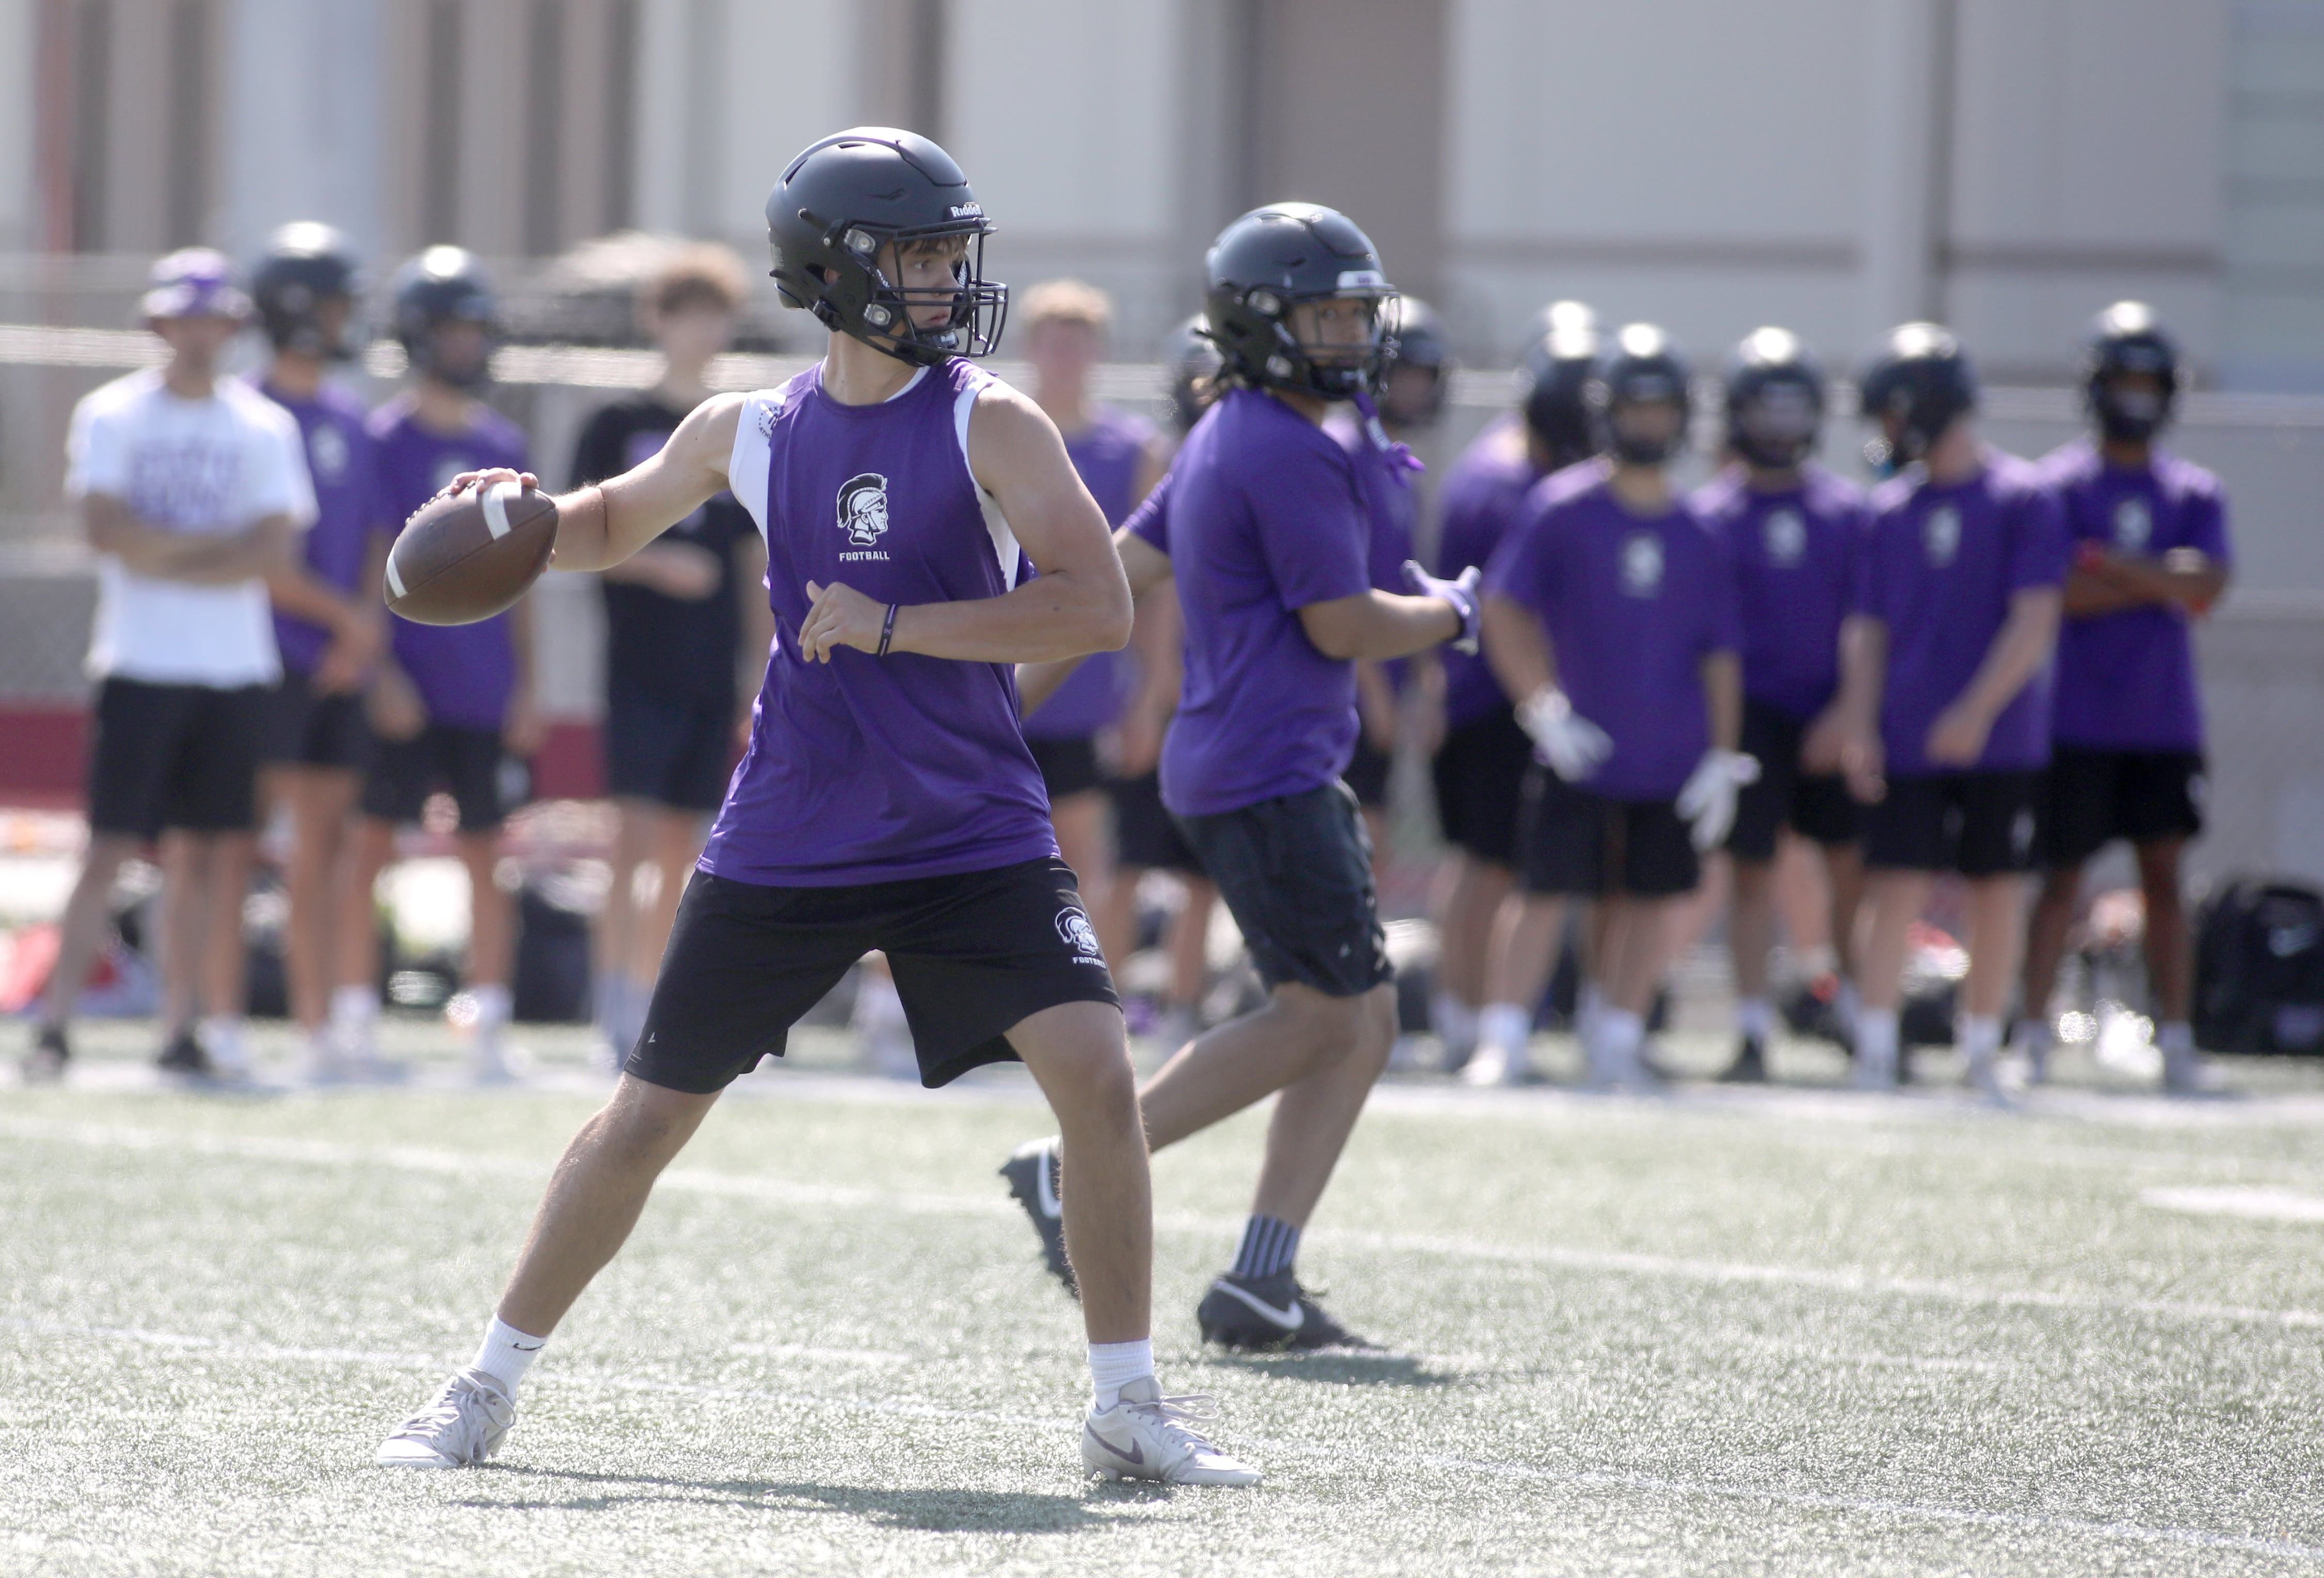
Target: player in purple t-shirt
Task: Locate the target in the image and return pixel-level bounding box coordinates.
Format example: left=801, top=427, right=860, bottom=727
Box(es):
left=1011, top=205, right=1477, bottom=1353
left=1692, top=329, right=1872, bottom=1083
left=1471, top=326, right=1752, bottom=1090
left=2018, top=304, right=2232, bottom=1092
left=1835, top=324, right=2068, bottom=1096
left=376, top=131, right=1257, bottom=1489
left=333, top=249, right=542, bottom=1083
left=1421, top=302, right=1597, bottom=1068
left=249, top=225, right=397, bottom=1080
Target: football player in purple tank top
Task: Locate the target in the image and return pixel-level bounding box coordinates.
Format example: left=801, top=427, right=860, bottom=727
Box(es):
left=248, top=225, right=397, bottom=1081
left=1012, top=205, right=1480, bottom=1355
left=1471, top=326, right=1753, bottom=1091
left=2018, top=304, right=2231, bottom=1092
left=374, top=130, right=1257, bottom=1488
left=1691, top=329, right=1873, bottom=1084
left=1832, top=325, right=2068, bottom=1098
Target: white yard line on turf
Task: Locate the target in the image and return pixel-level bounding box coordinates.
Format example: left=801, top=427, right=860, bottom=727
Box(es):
left=8, top=1113, right=2324, bottom=1333
left=2142, top=1184, right=2324, bottom=1224
left=6, top=1313, right=2321, bottom=1563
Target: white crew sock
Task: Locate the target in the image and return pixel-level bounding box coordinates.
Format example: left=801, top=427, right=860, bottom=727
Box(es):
left=471, top=1316, right=546, bottom=1395
left=470, top=983, right=512, bottom=1031
left=1592, top=1007, right=1644, bottom=1086
left=1736, top=997, right=1775, bottom=1042
left=1834, top=978, right=1863, bottom=1038
left=1577, top=980, right=1605, bottom=1038
left=1960, top=1014, right=2002, bottom=1067
left=1088, top=1338, right=1154, bottom=1411
left=330, top=986, right=380, bottom=1028
left=1857, top=1008, right=1900, bottom=1082
left=1432, top=992, right=1479, bottom=1051
left=2157, top=1020, right=2195, bottom=1056
left=1478, top=1002, right=1531, bottom=1057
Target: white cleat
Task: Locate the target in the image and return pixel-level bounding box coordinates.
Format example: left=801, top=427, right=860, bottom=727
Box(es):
left=1460, top=1042, right=1525, bottom=1087
left=1963, top=1050, right=2014, bottom=1107
left=376, top=1367, right=515, bottom=1468
left=472, top=1033, right=528, bottom=1086
left=1081, top=1378, right=1261, bottom=1487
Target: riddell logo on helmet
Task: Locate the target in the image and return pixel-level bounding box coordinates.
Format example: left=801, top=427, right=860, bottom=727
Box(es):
left=948, top=204, right=984, bottom=220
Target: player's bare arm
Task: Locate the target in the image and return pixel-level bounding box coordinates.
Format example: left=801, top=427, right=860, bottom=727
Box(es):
left=1481, top=591, right=1557, bottom=701
left=1700, top=649, right=1744, bottom=754
left=1298, top=585, right=1460, bottom=662
left=2062, top=545, right=2228, bottom=618
left=802, top=385, right=1129, bottom=666
left=1835, top=613, right=1888, bottom=801
left=1801, top=614, right=1872, bottom=773
left=85, top=493, right=297, bottom=584
left=1926, top=585, right=2062, bottom=766
left=1016, top=527, right=1170, bottom=715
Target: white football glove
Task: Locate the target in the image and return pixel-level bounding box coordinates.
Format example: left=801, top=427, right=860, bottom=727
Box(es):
left=1516, top=687, right=1613, bottom=783
left=1399, top=560, right=1483, bottom=655
left=1675, top=749, right=1762, bottom=852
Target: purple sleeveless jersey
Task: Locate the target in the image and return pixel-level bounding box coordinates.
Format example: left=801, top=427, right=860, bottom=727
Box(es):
left=262, top=380, right=387, bottom=676
left=701, top=358, right=1060, bottom=886
left=1023, top=405, right=1153, bottom=740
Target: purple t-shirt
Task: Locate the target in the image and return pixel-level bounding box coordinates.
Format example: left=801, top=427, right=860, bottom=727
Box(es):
left=1434, top=417, right=1539, bottom=726
left=262, top=380, right=388, bottom=676
left=1854, top=450, right=2069, bottom=777
left=1692, top=463, right=1870, bottom=721
left=370, top=396, right=529, bottom=729
left=1485, top=463, right=1742, bottom=801
left=1024, top=405, right=1154, bottom=741
left=1337, top=407, right=1420, bottom=693
left=701, top=359, right=1058, bottom=886
left=2041, top=441, right=2229, bottom=753
left=1128, top=387, right=1371, bottom=817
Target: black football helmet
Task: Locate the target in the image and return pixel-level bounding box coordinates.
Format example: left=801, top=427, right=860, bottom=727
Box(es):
left=389, top=246, right=498, bottom=389
left=1585, top=323, right=1691, bottom=466
left=765, top=127, right=1006, bottom=366
left=1724, top=326, right=1826, bottom=470
left=1203, top=203, right=1396, bottom=400
left=1165, top=314, right=1223, bottom=435
left=252, top=222, right=364, bottom=359
left=2083, top=300, right=2179, bottom=443
left=1858, top=322, right=1976, bottom=474
left=1377, top=296, right=1452, bottom=427
left=1516, top=300, right=1599, bottom=469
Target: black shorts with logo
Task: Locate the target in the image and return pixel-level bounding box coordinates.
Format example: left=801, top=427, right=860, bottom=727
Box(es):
left=629, top=856, right=1119, bottom=1092
left=1112, top=770, right=1203, bottom=875
left=1863, top=770, right=2042, bottom=877
left=1027, top=735, right=1105, bottom=801
left=87, top=677, right=269, bottom=838
left=1175, top=780, right=1391, bottom=998
left=2039, top=746, right=2205, bottom=868
left=605, top=682, right=733, bottom=814
left=1342, top=735, right=1392, bottom=809
left=1432, top=705, right=1532, bottom=866
left=262, top=667, right=373, bottom=773
left=1515, top=764, right=1700, bottom=899
left=363, top=723, right=522, bottom=831
left=1727, top=697, right=1860, bottom=862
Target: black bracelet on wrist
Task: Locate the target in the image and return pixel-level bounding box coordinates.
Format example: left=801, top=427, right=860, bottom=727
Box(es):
left=876, top=602, right=899, bottom=658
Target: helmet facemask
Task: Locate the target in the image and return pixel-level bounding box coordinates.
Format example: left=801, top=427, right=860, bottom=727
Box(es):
left=800, top=219, right=1008, bottom=367
left=1224, top=282, right=1396, bottom=401
left=1731, top=378, right=1821, bottom=469
left=2090, top=364, right=2175, bottom=444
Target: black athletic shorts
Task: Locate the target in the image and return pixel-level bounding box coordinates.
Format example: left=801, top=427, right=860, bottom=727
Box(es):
left=261, top=667, right=372, bottom=773
left=2039, top=746, right=2205, bottom=868
left=1175, top=780, right=1391, bottom=998
left=630, top=856, right=1119, bottom=1092
left=363, top=723, right=522, bottom=831
left=1027, top=735, right=1105, bottom=801
left=1112, top=769, right=1203, bottom=874
left=1863, top=770, right=2042, bottom=877
left=605, top=682, right=733, bottom=813
left=86, top=677, right=268, bottom=838
left=1728, top=697, right=1860, bottom=862
left=1516, top=764, right=1700, bottom=898
left=1343, top=736, right=1392, bottom=809
left=1433, top=706, right=1531, bottom=866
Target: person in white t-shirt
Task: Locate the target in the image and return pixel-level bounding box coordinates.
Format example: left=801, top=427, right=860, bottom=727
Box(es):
left=23, top=249, right=315, bottom=1084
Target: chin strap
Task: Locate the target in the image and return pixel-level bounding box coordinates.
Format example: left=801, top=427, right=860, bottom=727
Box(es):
left=1349, top=390, right=1425, bottom=476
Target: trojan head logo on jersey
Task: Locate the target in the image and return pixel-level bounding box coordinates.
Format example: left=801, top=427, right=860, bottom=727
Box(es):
left=2113, top=496, right=2153, bottom=552
left=1620, top=532, right=1665, bottom=597
left=1056, top=905, right=1105, bottom=964
left=1923, top=504, right=1962, bottom=567
left=837, top=473, right=890, bottom=548
left=1762, top=508, right=1808, bottom=567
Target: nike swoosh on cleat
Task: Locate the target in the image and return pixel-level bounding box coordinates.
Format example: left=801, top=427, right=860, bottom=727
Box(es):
left=1211, top=1280, right=1304, bottom=1330
left=1034, top=1146, right=1062, bottom=1221
left=1084, top=1424, right=1144, bottom=1466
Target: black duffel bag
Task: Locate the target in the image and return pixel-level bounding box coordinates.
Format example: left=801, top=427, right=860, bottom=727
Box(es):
left=2194, top=879, right=2324, bottom=1054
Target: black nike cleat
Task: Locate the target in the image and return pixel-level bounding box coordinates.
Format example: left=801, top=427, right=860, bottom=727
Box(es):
left=155, top=1026, right=215, bottom=1079
left=999, top=1137, right=1076, bottom=1298
left=1197, top=1271, right=1376, bottom=1352
left=21, top=1023, right=69, bottom=1084
left=1719, top=1034, right=1768, bottom=1084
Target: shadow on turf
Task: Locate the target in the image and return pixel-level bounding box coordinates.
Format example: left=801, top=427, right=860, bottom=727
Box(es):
left=1195, top=1349, right=1465, bottom=1388
left=470, top=1465, right=1158, bottom=1530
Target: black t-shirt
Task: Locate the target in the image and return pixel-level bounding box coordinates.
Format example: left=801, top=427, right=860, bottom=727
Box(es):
left=573, top=395, right=757, bottom=706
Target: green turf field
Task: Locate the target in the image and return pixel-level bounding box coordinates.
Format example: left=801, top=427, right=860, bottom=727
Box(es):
left=6, top=1022, right=2324, bottom=1576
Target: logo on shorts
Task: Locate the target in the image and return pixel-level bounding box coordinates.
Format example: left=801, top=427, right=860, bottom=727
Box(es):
left=1620, top=531, right=1665, bottom=596
left=1056, top=905, right=1105, bottom=964
left=1923, top=504, right=1961, bottom=567
left=2113, top=496, right=2153, bottom=551
left=837, top=473, right=890, bottom=547
left=2011, top=808, right=2036, bottom=860
left=1762, top=508, right=1808, bottom=567
left=308, top=423, right=349, bottom=484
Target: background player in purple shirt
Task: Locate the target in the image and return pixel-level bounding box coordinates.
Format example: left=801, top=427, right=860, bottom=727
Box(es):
left=1692, top=328, right=1871, bottom=1083
left=334, top=249, right=542, bottom=1082
left=377, top=130, right=1258, bottom=1488
left=1472, top=325, right=1752, bottom=1090
left=1421, top=302, right=1597, bottom=1068
left=1834, top=324, right=2067, bottom=1096
left=249, top=224, right=396, bottom=1079
left=2018, top=304, right=2232, bottom=1092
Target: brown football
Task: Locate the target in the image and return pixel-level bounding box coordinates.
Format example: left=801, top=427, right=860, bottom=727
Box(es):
left=383, top=479, right=558, bottom=625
